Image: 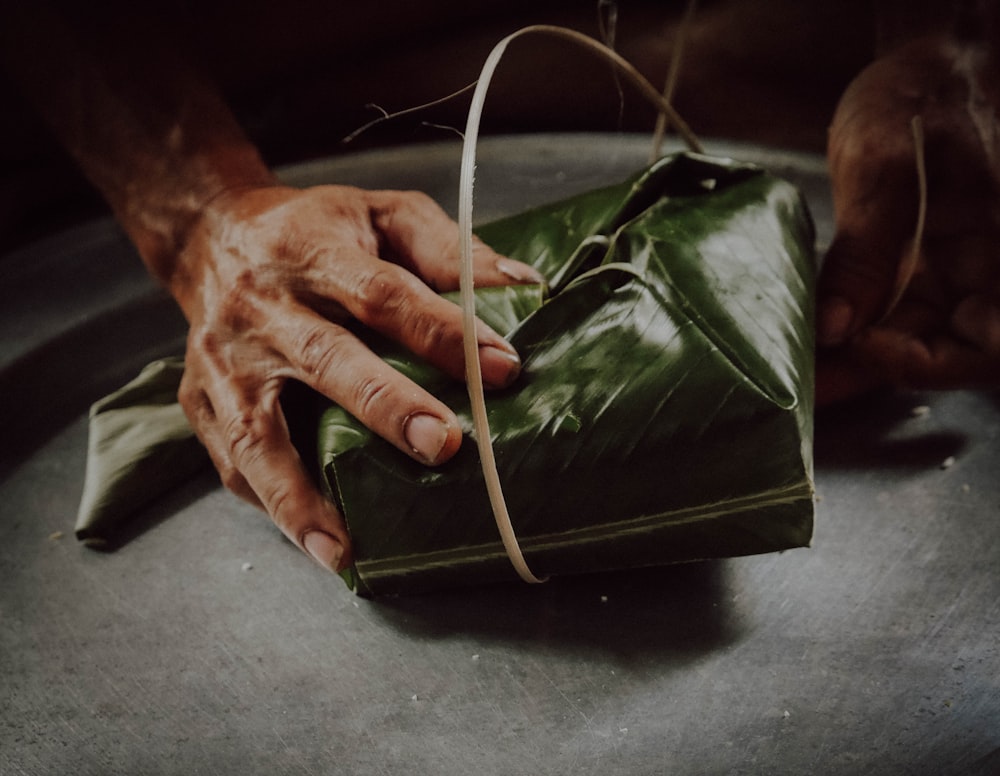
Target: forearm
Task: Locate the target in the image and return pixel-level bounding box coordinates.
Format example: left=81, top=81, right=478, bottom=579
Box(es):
left=0, top=2, right=276, bottom=288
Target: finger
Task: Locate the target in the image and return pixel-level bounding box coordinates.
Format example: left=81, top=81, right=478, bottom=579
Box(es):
left=263, top=302, right=469, bottom=466
left=204, top=371, right=353, bottom=572
left=299, top=252, right=523, bottom=389
left=367, top=189, right=545, bottom=289
left=178, top=359, right=262, bottom=508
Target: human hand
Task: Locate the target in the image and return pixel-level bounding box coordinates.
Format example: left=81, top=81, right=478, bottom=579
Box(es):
left=816, top=34, right=1000, bottom=405
left=170, top=184, right=544, bottom=572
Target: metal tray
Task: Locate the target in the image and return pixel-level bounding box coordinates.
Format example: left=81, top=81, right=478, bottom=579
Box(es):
left=2, top=134, right=998, bottom=776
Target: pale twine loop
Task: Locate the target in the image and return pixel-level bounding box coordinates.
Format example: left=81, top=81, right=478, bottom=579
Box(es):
left=650, top=0, right=700, bottom=163
left=880, top=115, right=928, bottom=322
left=458, top=24, right=701, bottom=584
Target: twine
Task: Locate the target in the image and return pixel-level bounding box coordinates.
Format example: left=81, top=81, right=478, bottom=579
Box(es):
left=881, top=115, right=928, bottom=321
left=457, top=24, right=700, bottom=584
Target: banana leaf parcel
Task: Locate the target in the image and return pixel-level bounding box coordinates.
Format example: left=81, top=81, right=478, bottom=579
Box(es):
left=317, top=152, right=816, bottom=596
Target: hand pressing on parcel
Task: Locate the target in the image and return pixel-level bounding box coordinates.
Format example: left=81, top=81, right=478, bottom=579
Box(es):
left=172, top=183, right=542, bottom=571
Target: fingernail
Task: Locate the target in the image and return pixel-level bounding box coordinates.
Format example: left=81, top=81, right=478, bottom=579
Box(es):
left=303, top=530, right=343, bottom=571
left=404, top=413, right=450, bottom=464
left=496, top=258, right=545, bottom=284
left=818, top=296, right=855, bottom=345
left=479, top=344, right=522, bottom=389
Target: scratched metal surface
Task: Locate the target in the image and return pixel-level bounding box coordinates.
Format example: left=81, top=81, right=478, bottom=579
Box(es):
left=2, top=135, right=999, bottom=776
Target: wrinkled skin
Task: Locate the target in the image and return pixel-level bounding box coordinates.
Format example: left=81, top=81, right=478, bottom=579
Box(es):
left=171, top=183, right=543, bottom=571
left=818, top=34, right=1000, bottom=404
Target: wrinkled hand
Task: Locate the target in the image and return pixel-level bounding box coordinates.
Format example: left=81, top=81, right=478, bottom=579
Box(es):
left=171, top=184, right=544, bottom=572
left=817, top=34, right=1000, bottom=405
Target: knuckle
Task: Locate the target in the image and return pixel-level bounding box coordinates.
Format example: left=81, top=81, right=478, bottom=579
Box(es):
left=185, top=325, right=215, bottom=356
left=293, top=323, right=341, bottom=378
left=177, top=372, right=218, bottom=428
left=352, top=375, right=396, bottom=423
left=257, top=477, right=298, bottom=523
left=351, top=264, right=411, bottom=322
left=223, top=410, right=267, bottom=469
left=185, top=327, right=230, bottom=376
left=408, top=309, right=457, bottom=354
left=379, top=188, right=434, bottom=213
left=371, top=190, right=446, bottom=235
left=400, top=189, right=438, bottom=215
left=219, top=281, right=267, bottom=332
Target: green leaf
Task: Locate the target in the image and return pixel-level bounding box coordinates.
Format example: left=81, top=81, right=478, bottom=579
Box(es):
left=75, top=357, right=209, bottom=546
left=314, top=153, right=816, bottom=596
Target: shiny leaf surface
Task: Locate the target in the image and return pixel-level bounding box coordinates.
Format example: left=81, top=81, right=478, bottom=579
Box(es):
left=316, top=153, right=817, bottom=596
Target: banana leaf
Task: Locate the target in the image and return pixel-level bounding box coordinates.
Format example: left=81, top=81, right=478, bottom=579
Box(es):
left=75, top=357, right=209, bottom=546
left=317, top=152, right=816, bottom=596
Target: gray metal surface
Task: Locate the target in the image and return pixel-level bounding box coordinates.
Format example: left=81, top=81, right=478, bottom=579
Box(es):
left=2, top=134, right=998, bottom=776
